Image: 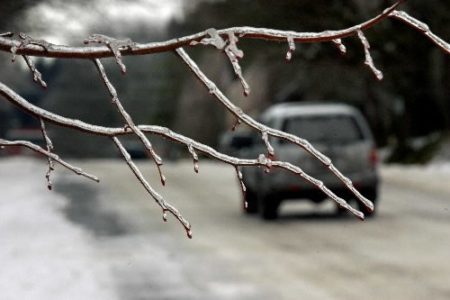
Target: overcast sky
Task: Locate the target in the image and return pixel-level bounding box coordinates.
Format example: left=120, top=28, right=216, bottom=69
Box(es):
left=23, top=0, right=188, bottom=44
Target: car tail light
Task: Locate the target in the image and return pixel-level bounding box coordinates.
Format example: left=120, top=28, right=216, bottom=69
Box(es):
left=369, top=148, right=379, bottom=168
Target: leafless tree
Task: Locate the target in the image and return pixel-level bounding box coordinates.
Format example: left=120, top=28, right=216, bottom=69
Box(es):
left=0, top=0, right=449, bottom=238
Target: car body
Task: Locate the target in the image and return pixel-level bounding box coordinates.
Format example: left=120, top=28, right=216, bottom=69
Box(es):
left=237, top=102, right=379, bottom=219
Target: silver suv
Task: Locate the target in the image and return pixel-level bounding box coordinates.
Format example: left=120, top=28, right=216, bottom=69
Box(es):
left=236, top=102, right=379, bottom=219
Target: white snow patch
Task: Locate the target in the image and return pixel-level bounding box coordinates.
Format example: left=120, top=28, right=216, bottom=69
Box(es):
left=381, top=161, right=450, bottom=196
left=0, top=157, right=117, bottom=300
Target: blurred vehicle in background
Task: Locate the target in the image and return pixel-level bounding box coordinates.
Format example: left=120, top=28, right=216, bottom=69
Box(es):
left=222, top=102, right=379, bottom=220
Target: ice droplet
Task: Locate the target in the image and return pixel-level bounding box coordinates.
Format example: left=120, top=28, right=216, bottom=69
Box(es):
left=264, top=158, right=273, bottom=173
left=232, top=119, right=241, bottom=131
left=244, top=201, right=248, bottom=209
left=162, top=211, right=168, bottom=222
left=357, top=30, right=384, bottom=81
left=332, top=38, right=347, bottom=54
left=188, top=144, right=199, bottom=173
left=285, top=36, right=295, bottom=61
left=187, top=229, right=193, bottom=239
left=261, top=131, right=275, bottom=157
left=258, top=154, right=267, bottom=165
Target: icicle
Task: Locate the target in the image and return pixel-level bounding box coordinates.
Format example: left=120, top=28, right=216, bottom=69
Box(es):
left=332, top=38, right=347, bottom=55
left=357, top=30, right=383, bottom=80
left=286, top=36, right=296, bottom=61
left=231, top=119, right=241, bottom=131
left=261, top=131, right=275, bottom=158
left=190, top=28, right=226, bottom=50
left=235, top=166, right=246, bottom=191
left=84, top=34, right=136, bottom=74
left=257, top=153, right=273, bottom=173
left=187, top=229, right=193, bottom=239
left=224, top=32, right=250, bottom=96
left=40, top=118, right=54, bottom=190
left=160, top=174, right=166, bottom=186
left=188, top=144, right=199, bottom=173
left=10, top=33, right=52, bottom=62
left=23, top=56, right=47, bottom=88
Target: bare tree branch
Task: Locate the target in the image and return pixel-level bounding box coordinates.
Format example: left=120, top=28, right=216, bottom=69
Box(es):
left=10, top=33, right=53, bottom=62
left=1, top=0, right=449, bottom=237
left=0, top=1, right=404, bottom=59
left=112, top=136, right=192, bottom=239
left=357, top=29, right=384, bottom=80
left=22, top=55, right=47, bottom=88
left=0, top=138, right=99, bottom=183
left=175, top=47, right=375, bottom=213
left=85, top=34, right=136, bottom=74
left=389, top=10, right=450, bottom=55
left=0, top=80, right=366, bottom=220
left=40, top=118, right=55, bottom=190
left=93, top=58, right=166, bottom=186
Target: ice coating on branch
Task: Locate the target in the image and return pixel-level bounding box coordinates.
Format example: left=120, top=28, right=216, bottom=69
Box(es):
left=357, top=30, right=384, bottom=80
left=189, top=30, right=250, bottom=96
left=261, top=131, right=275, bottom=158
left=188, top=144, right=199, bottom=173
left=235, top=166, right=247, bottom=206
left=224, top=32, right=250, bottom=96
left=10, top=33, right=52, bottom=62
left=332, top=38, right=347, bottom=54
left=286, top=36, right=296, bottom=61
left=84, top=34, right=136, bottom=74
left=0, top=32, right=13, bottom=37
left=231, top=119, right=241, bottom=131
left=190, top=28, right=226, bottom=49
left=40, top=118, right=54, bottom=190
left=390, top=10, right=450, bottom=55
left=390, top=10, right=429, bottom=31
left=22, top=56, right=47, bottom=88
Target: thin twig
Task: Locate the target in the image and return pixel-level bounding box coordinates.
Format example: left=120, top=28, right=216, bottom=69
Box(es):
left=22, top=55, right=47, bottom=88
left=0, top=138, right=99, bottom=182
left=40, top=118, right=55, bottom=190
left=357, top=29, right=383, bottom=80
left=389, top=10, right=450, bottom=55
left=112, top=136, right=192, bottom=238
left=0, top=80, right=367, bottom=220
left=93, top=58, right=166, bottom=186
left=175, top=47, right=374, bottom=213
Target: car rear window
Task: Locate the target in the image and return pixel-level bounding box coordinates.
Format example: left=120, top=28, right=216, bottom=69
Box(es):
left=282, top=115, right=364, bottom=144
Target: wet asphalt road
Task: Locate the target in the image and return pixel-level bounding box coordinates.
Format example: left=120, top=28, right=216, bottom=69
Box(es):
left=54, top=160, right=450, bottom=300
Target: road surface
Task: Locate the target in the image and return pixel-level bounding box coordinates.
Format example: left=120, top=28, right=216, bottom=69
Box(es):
left=2, top=158, right=450, bottom=299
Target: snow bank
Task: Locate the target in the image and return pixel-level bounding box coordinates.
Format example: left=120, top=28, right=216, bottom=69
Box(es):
left=0, top=158, right=116, bottom=300
left=381, top=161, right=450, bottom=196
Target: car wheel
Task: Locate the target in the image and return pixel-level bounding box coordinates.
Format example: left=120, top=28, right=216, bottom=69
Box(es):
left=243, top=189, right=258, bottom=214
left=259, top=194, right=280, bottom=220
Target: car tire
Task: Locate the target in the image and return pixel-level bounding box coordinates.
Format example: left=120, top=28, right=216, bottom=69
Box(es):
left=243, top=189, right=258, bottom=214
left=259, top=194, right=280, bottom=220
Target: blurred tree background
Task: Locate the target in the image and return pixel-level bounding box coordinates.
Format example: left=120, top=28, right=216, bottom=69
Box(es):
left=1, top=0, right=449, bottom=162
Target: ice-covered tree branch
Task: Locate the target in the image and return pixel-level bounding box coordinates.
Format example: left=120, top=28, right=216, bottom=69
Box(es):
left=1, top=0, right=449, bottom=237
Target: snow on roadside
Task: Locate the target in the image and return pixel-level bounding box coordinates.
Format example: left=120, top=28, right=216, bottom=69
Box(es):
left=0, top=157, right=117, bottom=300
left=381, top=161, right=450, bottom=196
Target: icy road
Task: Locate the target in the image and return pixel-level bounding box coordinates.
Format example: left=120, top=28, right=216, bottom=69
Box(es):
left=1, top=157, right=450, bottom=300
